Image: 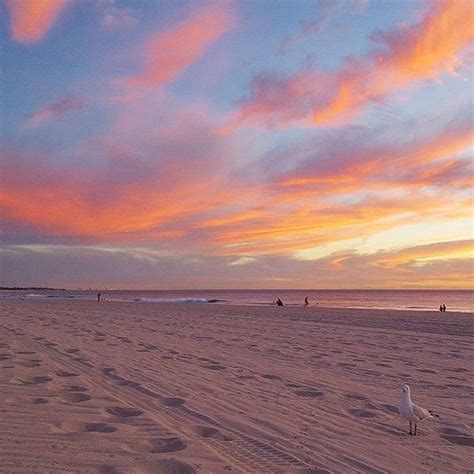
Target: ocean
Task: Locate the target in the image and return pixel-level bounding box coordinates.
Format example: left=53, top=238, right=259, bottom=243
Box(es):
left=1, top=289, right=473, bottom=312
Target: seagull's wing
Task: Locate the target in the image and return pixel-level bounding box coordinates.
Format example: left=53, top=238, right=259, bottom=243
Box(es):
left=411, top=403, right=433, bottom=421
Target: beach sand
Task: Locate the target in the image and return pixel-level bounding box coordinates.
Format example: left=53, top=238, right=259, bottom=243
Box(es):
left=0, top=299, right=472, bottom=473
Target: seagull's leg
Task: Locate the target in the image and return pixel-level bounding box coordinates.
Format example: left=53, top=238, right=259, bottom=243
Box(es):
left=409, top=421, right=412, bottom=435
left=414, top=423, right=417, bottom=436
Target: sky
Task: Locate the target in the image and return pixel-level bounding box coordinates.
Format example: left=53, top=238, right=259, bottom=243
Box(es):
left=1, top=0, right=473, bottom=289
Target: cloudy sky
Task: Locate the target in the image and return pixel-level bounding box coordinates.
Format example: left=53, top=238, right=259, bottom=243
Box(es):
left=1, top=0, right=473, bottom=289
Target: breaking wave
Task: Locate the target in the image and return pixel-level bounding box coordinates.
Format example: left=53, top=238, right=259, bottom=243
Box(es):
left=134, top=297, right=222, bottom=304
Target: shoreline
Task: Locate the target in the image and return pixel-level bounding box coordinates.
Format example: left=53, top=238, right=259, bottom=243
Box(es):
left=2, top=295, right=473, bottom=314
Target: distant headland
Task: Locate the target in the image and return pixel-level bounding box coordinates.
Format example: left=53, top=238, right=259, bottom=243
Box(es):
left=0, top=287, right=66, bottom=291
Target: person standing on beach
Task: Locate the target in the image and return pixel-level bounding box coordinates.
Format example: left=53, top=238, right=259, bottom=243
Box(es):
left=97, top=292, right=101, bottom=302
left=442, top=304, right=447, bottom=312
left=439, top=305, right=443, bottom=312
left=304, top=296, right=309, bottom=307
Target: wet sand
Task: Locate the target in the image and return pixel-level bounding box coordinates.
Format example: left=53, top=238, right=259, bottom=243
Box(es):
left=0, top=299, right=472, bottom=473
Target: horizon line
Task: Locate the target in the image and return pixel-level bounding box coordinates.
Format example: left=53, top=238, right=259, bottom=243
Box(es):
left=2, top=287, right=472, bottom=292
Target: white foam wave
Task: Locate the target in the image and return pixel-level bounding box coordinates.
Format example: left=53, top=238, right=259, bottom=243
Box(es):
left=134, top=297, right=222, bottom=304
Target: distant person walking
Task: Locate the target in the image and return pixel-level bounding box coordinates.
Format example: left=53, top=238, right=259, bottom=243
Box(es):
left=304, top=296, right=309, bottom=307
left=97, top=292, right=101, bottom=302
left=442, top=304, right=447, bottom=312
left=439, top=304, right=443, bottom=312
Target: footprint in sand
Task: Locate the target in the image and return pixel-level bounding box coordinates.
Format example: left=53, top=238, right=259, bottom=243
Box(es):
left=161, top=397, right=186, bottom=407
left=108, top=459, right=195, bottom=474
left=56, top=370, right=80, bottom=378
left=101, top=367, right=116, bottom=375
left=61, top=393, right=92, bottom=403
left=123, top=437, right=187, bottom=454
left=33, top=398, right=49, bottom=404
left=96, top=464, right=132, bottom=474
left=294, top=389, right=324, bottom=398
left=261, top=374, right=282, bottom=380
left=59, top=420, right=117, bottom=433
left=18, top=360, right=42, bottom=368
left=106, top=407, right=143, bottom=418
left=440, top=427, right=474, bottom=447
left=202, top=364, right=226, bottom=371
left=18, top=375, right=53, bottom=385
left=63, top=384, right=89, bottom=392
left=236, top=374, right=255, bottom=380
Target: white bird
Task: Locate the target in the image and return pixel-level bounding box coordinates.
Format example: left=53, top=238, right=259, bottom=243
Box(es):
left=399, top=384, right=436, bottom=435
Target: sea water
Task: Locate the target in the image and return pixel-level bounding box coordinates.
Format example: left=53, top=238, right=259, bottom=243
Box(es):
left=2, top=289, right=473, bottom=312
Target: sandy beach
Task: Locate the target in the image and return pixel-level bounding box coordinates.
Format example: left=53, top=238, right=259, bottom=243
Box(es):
left=0, top=299, right=472, bottom=473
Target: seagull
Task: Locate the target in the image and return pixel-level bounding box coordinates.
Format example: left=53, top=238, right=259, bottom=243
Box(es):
left=399, top=384, right=437, bottom=435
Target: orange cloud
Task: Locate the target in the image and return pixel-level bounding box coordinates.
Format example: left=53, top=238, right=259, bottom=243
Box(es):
left=3, top=121, right=472, bottom=257
left=2, top=149, right=473, bottom=266
left=375, top=239, right=474, bottom=268
left=2, top=93, right=472, bottom=264
left=197, top=182, right=474, bottom=255
left=220, top=0, right=474, bottom=132
left=344, top=128, right=473, bottom=190
left=7, top=0, right=68, bottom=43
left=314, top=0, right=474, bottom=124
left=280, top=119, right=473, bottom=194
left=320, top=240, right=474, bottom=288
left=128, top=2, right=234, bottom=86
left=0, top=162, right=228, bottom=237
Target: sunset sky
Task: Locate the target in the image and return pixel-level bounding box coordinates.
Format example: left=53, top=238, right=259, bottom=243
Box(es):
left=1, top=0, right=473, bottom=289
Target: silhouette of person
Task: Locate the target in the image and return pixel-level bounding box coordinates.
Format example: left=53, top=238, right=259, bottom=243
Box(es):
left=439, top=305, right=443, bottom=312
left=442, top=304, right=446, bottom=312
left=97, top=292, right=101, bottom=302
left=304, top=296, right=309, bottom=307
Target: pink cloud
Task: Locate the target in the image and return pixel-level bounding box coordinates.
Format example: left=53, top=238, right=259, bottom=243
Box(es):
left=7, top=0, right=68, bottom=43
left=126, top=2, right=235, bottom=86
left=23, top=94, right=86, bottom=129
